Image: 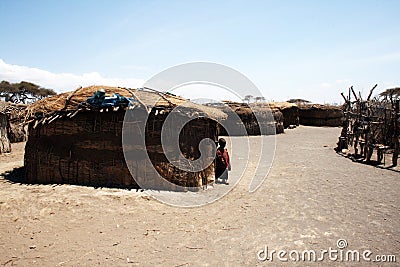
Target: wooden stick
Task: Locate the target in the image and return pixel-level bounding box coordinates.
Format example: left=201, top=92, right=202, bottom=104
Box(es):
left=393, top=100, right=399, bottom=166
left=367, top=84, right=378, bottom=101
left=341, top=92, right=348, bottom=102
left=351, top=86, right=359, bottom=101
left=63, top=86, right=82, bottom=110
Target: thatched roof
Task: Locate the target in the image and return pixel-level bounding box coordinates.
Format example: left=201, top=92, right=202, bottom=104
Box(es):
left=0, top=100, right=8, bottom=113
left=0, top=100, right=28, bottom=108
left=379, top=87, right=400, bottom=98
left=268, top=102, right=297, bottom=110
left=26, top=85, right=227, bottom=120
left=0, top=100, right=27, bottom=115
left=297, top=103, right=342, bottom=111
left=217, top=101, right=296, bottom=115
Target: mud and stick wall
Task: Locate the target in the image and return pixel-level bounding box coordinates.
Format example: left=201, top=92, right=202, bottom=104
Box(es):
left=298, top=105, right=343, bottom=127
left=0, top=113, right=11, bottom=153
left=24, top=110, right=216, bottom=189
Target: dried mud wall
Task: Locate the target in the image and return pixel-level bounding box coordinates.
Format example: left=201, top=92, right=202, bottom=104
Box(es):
left=0, top=113, right=11, bottom=153
left=280, top=106, right=299, bottom=128
left=298, top=105, right=343, bottom=127
left=217, top=103, right=280, bottom=136
left=24, top=110, right=216, bottom=189
left=8, top=123, right=27, bottom=143
left=1, top=102, right=27, bottom=143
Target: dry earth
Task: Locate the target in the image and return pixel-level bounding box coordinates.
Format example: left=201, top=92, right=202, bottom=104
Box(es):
left=0, top=126, right=399, bottom=266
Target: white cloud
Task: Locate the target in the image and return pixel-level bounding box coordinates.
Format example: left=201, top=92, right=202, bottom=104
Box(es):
left=320, top=82, right=332, bottom=88
left=335, top=79, right=351, bottom=84
left=0, top=59, right=144, bottom=93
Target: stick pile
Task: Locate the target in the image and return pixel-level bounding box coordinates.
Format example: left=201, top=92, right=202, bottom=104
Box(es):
left=337, top=85, right=399, bottom=166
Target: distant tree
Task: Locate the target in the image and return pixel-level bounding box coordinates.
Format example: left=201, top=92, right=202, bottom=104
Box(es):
left=243, top=95, right=253, bottom=103
left=254, top=96, right=266, bottom=102
left=287, top=98, right=311, bottom=105
left=0, top=80, right=56, bottom=103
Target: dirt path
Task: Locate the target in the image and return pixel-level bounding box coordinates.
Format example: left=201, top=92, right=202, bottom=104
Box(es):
left=0, top=126, right=398, bottom=266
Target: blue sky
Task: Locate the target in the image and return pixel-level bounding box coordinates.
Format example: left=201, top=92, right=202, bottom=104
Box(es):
left=0, top=0, right=399, bottom=103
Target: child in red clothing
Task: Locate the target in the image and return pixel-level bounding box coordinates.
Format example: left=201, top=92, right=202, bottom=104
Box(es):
left=215, top=138, right=231, bottom=184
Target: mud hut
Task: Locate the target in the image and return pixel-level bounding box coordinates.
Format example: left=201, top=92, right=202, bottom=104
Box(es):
left=0, top=101, right=28, bottom=143
left=298, top=104, right=343, bottom=127
left=24, top=86, right=226, bottom=190
left=214, top=102, right=279, bottom=135
left=269, top=102, right=299, bottom=128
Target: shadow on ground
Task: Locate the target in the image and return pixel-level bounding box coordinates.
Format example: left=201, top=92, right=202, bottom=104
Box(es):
left=336, top=152, right=400, bottom=174
left=0, top=167, right=195, bottom=192
left=1, top=167, right=25, bottom=183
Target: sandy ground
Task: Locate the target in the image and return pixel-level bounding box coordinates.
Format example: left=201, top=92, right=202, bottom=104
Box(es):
left=0, top=126, right=398, bottom=266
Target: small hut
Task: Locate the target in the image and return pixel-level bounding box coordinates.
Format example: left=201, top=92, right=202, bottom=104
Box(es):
left=298, top=104, right=343, bottom=127
left=213, top=102, right=279, bottom=135
left=24, top=86, right=226, bottom=189
left=268, top=102, right=299, bottom=128
left=0, top=101, right=28, bottom=143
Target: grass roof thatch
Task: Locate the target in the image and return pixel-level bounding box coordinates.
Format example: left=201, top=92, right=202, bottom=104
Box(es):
left=0, top=101, right=7, bottom=113
left=267, top=102, right=297, bottom=110
left=26, top=85, right=227, bottom=121
left=218, top=101, right=296, bottom=115
left=379, top=87, right=400, bottom=98
left=297, top=103, right=342, bottom=111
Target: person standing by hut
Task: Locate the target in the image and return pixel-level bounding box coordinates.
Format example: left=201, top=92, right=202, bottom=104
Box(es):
left=215, top=138, right=231, bottom=184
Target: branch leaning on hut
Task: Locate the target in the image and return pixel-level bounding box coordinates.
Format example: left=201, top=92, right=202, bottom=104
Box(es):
left=119, top=87, right=148, bottom=110
left=143, top=86, right=175, bottom=107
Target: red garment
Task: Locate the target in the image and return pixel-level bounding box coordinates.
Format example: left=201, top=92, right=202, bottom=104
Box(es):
left=216, top=148, right=230, bottom=170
